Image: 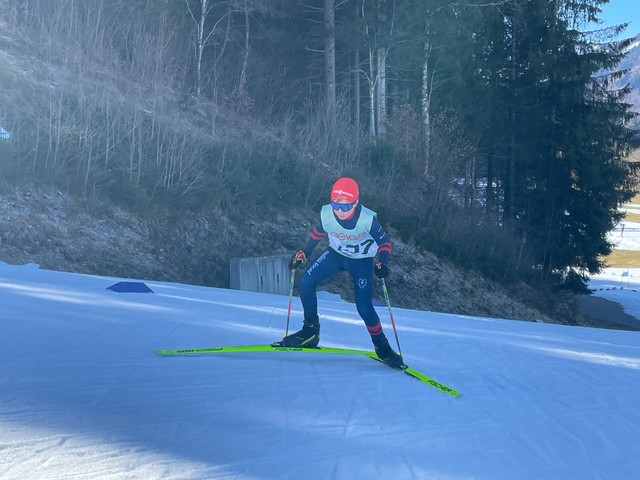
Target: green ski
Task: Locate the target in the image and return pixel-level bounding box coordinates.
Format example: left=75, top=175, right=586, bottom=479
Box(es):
left=154, top=344, right=373, bottom=356
left=154, top=344, right=461, bottom=397
left=403, top=366, right=461, bottom=397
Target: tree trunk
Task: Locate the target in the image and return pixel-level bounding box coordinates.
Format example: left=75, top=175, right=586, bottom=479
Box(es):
left=376, top=46, right=387, bottom=135
left=375, top=0, right=387, bottom=136
left=236, top=0, right=251, bottom=112
left=368, top=45, right=376, bottom=136
left=421, top=30, right=433, bottom=180
left=353, top=0, right=361, bottom=133
left=353, top=47, right=361, bottom=131
left=503, top=11, right=518, bottom=225
left=324, top=0, right=336, bottom=116
left=195, top=1, right=207, bottom=96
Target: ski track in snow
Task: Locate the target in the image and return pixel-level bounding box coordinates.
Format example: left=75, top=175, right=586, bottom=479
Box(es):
left=1, top=262, right=640, bottom=479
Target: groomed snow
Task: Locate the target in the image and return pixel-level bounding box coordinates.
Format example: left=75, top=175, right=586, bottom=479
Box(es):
left=1, top=261, right=639, bottom=479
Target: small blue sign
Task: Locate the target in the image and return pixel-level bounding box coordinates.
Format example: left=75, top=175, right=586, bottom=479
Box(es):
left=0, top=126, right=10, bottom=141
left=107, top=281, right=154, bottom=293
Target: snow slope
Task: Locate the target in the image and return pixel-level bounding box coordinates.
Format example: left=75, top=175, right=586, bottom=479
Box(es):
left=1, top=261, right=639, bottom=480
left=595, top=200, right=640, bottom=318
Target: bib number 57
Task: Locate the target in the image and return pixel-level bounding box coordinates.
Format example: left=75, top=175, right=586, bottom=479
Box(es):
left=338, top=238, right=375, bottom=255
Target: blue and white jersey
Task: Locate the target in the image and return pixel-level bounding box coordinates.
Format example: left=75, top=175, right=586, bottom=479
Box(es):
left=319, top=204, right=378, bottom=259
left=302, top=204, right=392, bottom=263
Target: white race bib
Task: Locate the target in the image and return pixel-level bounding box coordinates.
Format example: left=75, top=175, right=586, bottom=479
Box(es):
left=320, top=205, right=379, bottom=259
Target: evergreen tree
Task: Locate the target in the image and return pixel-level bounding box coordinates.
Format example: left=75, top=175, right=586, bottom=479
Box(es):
left=500, top=0, right=637, bottom=286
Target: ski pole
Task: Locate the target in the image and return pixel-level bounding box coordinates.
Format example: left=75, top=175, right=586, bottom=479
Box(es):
left=381, top=278, right=403, bottom=358
left=284, top=268, right=296, bottom=337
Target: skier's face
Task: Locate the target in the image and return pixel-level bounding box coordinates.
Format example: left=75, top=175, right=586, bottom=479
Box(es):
left=332, top=199, right=358, bottom=220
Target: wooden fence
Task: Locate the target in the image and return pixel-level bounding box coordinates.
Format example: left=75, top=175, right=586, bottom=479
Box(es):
left=230, top=254, right=291, bottom=295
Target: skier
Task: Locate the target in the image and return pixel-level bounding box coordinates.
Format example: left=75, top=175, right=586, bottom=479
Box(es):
left=277, top=177, right=405, bottom=369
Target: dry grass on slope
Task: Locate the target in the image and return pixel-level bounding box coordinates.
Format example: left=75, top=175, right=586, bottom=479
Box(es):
left=0, top=183, right=568, bottom=324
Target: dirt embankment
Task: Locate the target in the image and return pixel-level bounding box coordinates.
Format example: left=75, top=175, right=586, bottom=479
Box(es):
left=0, top=183, right=578, bottom=324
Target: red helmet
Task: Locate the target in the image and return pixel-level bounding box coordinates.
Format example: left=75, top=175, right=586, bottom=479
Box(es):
left=331, top=177, right=359, bottom=202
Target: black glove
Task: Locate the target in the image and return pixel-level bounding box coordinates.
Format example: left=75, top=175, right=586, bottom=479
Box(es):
left=374, top=262, right=389, bottom=279
left=289, top=250, right=307, bottom=270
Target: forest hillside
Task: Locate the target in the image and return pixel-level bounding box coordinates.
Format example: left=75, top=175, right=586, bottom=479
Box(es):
left=1, top=1, right=639, bottom=325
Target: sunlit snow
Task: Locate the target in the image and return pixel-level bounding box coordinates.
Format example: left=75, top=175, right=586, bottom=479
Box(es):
left=1, top=258, right=639, bottom=479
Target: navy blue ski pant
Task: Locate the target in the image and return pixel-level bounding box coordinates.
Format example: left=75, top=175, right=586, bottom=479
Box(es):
left=299, top=248, right=382, bottom=333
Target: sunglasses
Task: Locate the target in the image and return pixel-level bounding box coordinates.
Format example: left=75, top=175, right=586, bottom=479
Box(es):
left=331, top=201, right=356, bottom=212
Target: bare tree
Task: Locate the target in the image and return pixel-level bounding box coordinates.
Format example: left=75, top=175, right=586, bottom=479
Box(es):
left=375, top=0, right=388, bottom=136
left=185, top=0, right=239, bottom=96
left=324, top=0, right=336, bottom=116
left=360, top=0, right=394, bottom=137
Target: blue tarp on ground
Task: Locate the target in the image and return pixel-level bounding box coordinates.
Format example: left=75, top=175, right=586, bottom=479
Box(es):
left=107, top=281, right=154, bottom=293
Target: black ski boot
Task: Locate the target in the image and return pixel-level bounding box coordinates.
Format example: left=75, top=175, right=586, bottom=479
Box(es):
left=372, top=333, right=405, bottom=369
left=276, top=316, right=320, bottom=348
